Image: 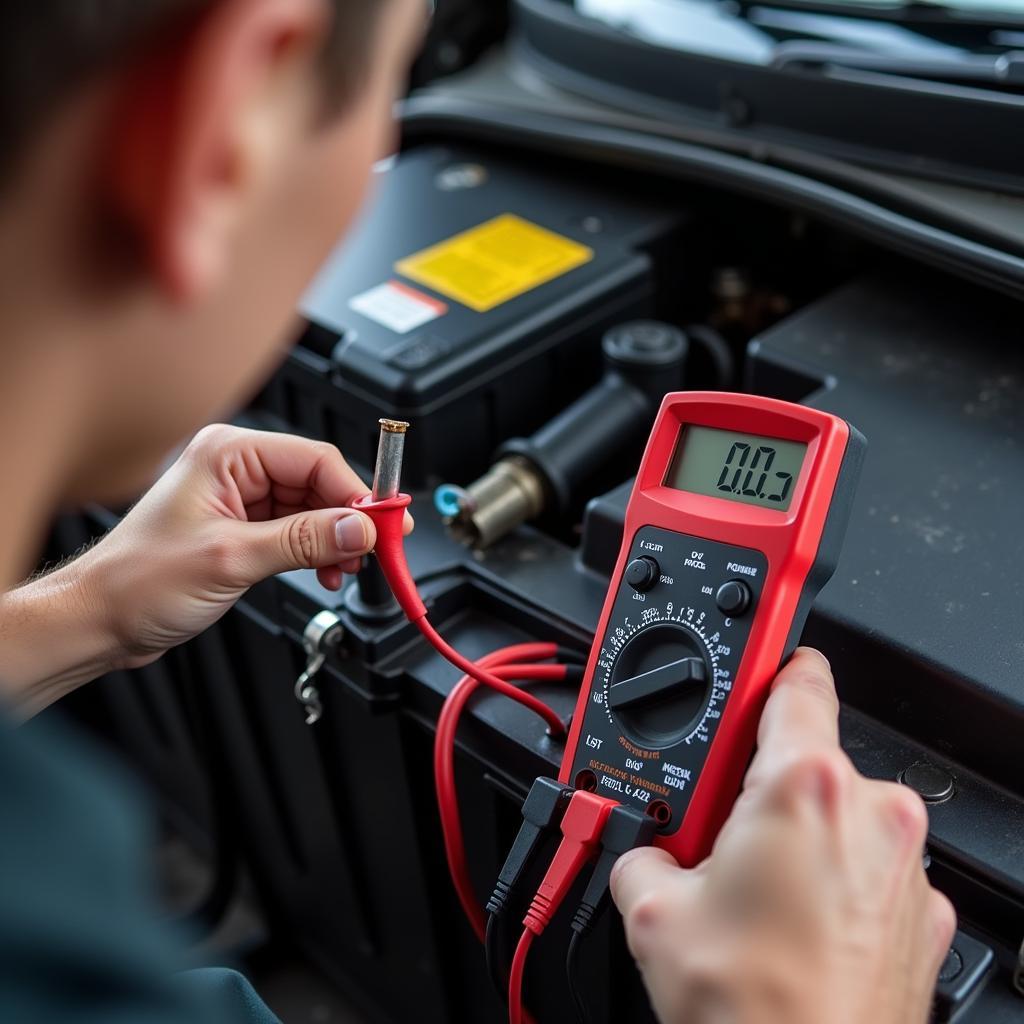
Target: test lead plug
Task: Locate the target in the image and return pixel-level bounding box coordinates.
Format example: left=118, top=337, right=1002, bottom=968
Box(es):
left=483, top=777, right=574, bottom=1000
left=509, top=791, right=617, bottom=1024
left=487, top=778, right=576, bottom=918
left=571, top=804, right=656, bottom=934
left=487, top=778, right=574, bottom=919
left=565, top=804, right=657, bottom=1024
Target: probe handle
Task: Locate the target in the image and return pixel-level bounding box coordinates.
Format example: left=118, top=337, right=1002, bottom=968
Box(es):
left=354, top=493, right=426, bottom=621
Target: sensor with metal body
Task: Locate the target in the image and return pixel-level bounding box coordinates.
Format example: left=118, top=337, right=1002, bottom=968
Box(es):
left=436, top=321, right=688, bottom=547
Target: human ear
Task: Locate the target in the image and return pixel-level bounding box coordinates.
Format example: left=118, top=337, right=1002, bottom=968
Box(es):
left=106, top=0, right=329, bottom=303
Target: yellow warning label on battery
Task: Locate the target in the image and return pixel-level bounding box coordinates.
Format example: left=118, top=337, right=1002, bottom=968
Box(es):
left=395, top=214, right=593, bottom=313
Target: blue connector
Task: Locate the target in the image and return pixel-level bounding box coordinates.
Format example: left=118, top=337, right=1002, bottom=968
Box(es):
left=434, top=483, right=469, bottom=519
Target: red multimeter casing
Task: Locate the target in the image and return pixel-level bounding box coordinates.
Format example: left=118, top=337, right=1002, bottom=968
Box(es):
left=559, top=392, right=865, bottom=866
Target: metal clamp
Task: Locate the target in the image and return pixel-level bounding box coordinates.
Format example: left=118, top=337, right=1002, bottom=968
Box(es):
left=294, top=610, right=343, bottom=725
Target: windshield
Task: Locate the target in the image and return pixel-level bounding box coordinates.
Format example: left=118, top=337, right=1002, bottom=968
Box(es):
left=573, top=0, right=1024, bottom=65
left=518, top=0, right=1024, bottom=191
left=576, top=0, right=1024, bottom=18
left=781, top=0, right=1024, bottom=9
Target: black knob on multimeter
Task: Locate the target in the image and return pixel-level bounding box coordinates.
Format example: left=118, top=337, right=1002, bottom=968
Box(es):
left=624, top=556, right=660, bottom=592
left=715, top=580, right=752, bottom=617
left=607, top=624, right=711, bottom=747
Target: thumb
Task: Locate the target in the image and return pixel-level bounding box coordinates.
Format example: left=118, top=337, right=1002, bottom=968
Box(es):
left=610, top=845, right=687, bottom=916
left=236, top=507, right=377, bottom=581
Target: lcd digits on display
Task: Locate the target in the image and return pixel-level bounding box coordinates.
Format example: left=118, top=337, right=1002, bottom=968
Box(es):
left=665, top=426, right=808, bottom=511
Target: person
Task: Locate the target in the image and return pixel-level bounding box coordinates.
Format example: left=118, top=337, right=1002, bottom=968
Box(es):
left=0, top=2, right=955, bottom=1022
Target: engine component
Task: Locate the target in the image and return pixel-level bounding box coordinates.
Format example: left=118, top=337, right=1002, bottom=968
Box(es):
left=435, top=320, right=687, bottom=547
left=258, top=145, right=685, bottom=489
left=293, top=610, right=344, bottom=726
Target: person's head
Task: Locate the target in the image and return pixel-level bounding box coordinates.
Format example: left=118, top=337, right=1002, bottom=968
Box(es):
left=0, top=0, right=425, bottom=502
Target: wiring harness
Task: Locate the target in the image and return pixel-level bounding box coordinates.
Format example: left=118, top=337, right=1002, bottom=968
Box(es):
left=356, top=420, right=656, bottom=1023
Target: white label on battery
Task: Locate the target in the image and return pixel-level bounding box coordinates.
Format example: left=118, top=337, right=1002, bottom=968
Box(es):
left=348, top=280, right=447, bottom=334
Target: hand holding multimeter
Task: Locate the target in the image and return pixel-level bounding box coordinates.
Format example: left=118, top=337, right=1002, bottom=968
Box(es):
left=358, top=392, right=953, bottom=1024
left=609, top=645, right=957, bottom=1024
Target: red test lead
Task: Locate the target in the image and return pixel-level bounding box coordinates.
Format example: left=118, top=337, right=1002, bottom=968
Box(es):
left=523, top=791, right=616, bottom=936
left=354, top=418, right=574, bottom=983
left=435, top=650, right=571, bottom=941
left=355, top=421, right=566, bottom=738
left=508, top=790, right=617, bottom=1024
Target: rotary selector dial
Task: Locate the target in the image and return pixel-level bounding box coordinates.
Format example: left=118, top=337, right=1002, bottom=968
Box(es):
left=572, top=526, right=765, bottom=827
left=602, top=615, right=718, bottom=748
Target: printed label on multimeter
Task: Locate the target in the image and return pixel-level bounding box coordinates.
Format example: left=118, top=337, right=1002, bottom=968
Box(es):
left=572, top=526, right=765, bottom=820
left=395, top=214, right=593, bottom=313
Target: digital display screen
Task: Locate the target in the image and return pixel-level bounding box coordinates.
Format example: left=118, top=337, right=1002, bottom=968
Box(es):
left=665, top=426, right=807, bottom=510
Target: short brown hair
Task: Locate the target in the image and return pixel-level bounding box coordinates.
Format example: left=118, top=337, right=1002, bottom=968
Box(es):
left=0, top=1, right=383, bottom=181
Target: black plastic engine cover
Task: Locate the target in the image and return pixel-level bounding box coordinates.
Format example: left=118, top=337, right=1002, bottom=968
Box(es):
left=746, top=271, right=1024, bottom=794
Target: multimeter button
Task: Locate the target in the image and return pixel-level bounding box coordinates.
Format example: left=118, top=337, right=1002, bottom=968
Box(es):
left=625, top=557, right=660, bottom=592
left=715, top=580, right=752, bottom=617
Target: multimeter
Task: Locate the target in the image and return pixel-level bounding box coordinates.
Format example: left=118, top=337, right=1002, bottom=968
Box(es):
left=559, top=392, right=866, bottom=866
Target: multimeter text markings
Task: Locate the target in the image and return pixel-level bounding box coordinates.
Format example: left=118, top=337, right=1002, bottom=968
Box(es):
left=573, top=526, right=767, bottom=825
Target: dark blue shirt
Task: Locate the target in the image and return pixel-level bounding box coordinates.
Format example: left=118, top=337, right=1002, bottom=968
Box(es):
left=0, top=713, right=279, bottom=1024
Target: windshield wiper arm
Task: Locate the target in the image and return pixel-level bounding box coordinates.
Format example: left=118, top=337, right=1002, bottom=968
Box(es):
left=771, top=41, right=1024, bottom=86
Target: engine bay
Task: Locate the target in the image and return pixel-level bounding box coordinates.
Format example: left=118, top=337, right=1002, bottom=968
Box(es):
left=51, top=117, right=1024, bottom=1023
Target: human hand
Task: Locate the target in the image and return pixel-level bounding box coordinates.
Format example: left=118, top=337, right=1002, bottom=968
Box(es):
left=80, top=424, right=410, bottom=668
left=611, top=648, right=955, bottom=1024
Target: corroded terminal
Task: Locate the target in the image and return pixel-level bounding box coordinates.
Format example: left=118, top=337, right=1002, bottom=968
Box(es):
left=372, top=419, right=410, bottom=501
left=434, top=456, right=546, bottom=548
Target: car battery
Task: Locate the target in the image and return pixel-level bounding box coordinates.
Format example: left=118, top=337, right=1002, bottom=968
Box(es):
left=255, top=143, right=686, bottom=487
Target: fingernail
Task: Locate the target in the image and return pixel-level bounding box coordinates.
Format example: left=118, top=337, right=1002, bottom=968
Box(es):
left=796, top=646, right=831, bottom=671
left=335, top=513, right=368, bottom=554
